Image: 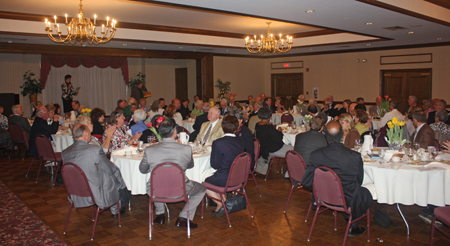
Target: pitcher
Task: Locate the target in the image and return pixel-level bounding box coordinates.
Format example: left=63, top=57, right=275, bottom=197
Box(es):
left=361, top=134, right=373, bottom=153
left=179, top=132, right=189, bottom=144
left=70, top=111, right=76, bottom=121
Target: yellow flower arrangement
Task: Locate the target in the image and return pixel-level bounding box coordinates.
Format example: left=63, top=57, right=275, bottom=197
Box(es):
left=81, top=108, right=92, bottom=116
left=385, top=117, right=409, bottom=149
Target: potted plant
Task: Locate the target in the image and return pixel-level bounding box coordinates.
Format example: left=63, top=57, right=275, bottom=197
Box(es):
left=215, top=78, right=231, bottom=100
left=20, top=70, right=42, bottom=103
left=129, top=72, right=148, bottom=92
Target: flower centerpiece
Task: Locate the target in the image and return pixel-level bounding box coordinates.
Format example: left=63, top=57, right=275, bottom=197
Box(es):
left=384, top=117, right=409, bottom=150
left=215, top=78, right=231, bottom=100
left=225, top=93, right=237, bottom=103
left=146, top=115, right=164, bottom=141
left=379, top=95, right=391, bottom=117
left=81, top=108, right=92, bottom=117
left=20, top=70, right=43, bottom=103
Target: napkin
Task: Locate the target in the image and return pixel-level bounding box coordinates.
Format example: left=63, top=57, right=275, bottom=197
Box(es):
left=277, top=123, right=289, bottom=128
left=112, top=146, right=136, bottom=156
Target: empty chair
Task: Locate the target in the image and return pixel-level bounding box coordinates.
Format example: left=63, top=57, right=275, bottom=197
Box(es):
left=283, top=150, right=307, bottom=213
left=246, top=138, right=261, bottom=197
left=201, top=153, right=253, bottom=227
left=149, top=163, right=190, bottom=240
left=26, top=134, right=63, bottom=184
left=430, top=206, right=450, bottom=245
left=307, top=166, right=370, bottom=245
left=280, top=113, right=294, bottom=124
left=264, top=156, right=285, bottom=181
left=61, top=162, right=121, bottom=240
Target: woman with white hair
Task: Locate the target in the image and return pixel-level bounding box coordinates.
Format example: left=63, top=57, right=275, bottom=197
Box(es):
left=190, top=100, right=204, bottom=117
left=130, top=109, right=148, bottom=135
left=75, top=115, right=115, bottom=154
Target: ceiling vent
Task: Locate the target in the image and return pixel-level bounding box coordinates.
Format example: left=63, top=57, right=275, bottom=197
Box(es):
left=198, top=48, right=214, bottom=51
left=337, top=45, right=350, bottom=48
left=382, top=26, right=408, bottom=31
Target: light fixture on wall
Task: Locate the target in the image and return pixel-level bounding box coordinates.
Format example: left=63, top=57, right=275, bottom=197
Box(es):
left=245, top=22, right=293, bottom=54
left=356, top=59, right=368, bottom=63
left=44, top=0, right=117, bottom=45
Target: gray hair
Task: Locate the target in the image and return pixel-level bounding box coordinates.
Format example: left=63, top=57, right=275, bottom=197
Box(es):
left=72, top=124, right=89, bottom=140
left=35, top=107, right=47, bottom=117
left=436, top=110, right=449, bottom=122
left=298, top=94, right=305, bottom=100
left=195, top=100, right=204, bottom=107
left=128, top=97, right=136, bottom=104
left=422, top=100, right=432, bottom=107
left=75, top=115, right=91, bottom=125
left=133, top=109, right=147, bottom=122
left=409, top=95, right=417, bottom=103
left=210, top=106, right=220, bottom=115
left=227, top=106, right=244, bottom=120
left=309, top=98, right=317, bottom=105
left=220, top=98, right=228, bottom=105
left=254, top=102, right=263, bottom=110
left=202, top=103, right=211, bottom=111
left=12, top=104, right=22, bottom=114
left=439, top=99, right=447, bottom=107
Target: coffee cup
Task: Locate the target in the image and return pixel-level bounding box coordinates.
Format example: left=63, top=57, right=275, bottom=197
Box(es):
left=179, top=132, right=189, bottom=145
left=125, top=151, right=132, bottom=156
left=391, top=156, right=401, bottom=163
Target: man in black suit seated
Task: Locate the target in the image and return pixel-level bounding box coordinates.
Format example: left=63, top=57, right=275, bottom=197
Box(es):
left=227, top=106, right=255, bottom=170
left=263, top=97, right=276, bottom=113
left=428, top=99, right=450, bottom=125
left=219, top=99, right=228, bottom=116
left=295, top=116, right=327, bottom=184
left=29, top=107, right=60, bottom=158
left=304, top=121, right=373, bottom=238
left=323, top=95, right=339, bottom=118
left=9, top=104, right=31, bottom=138
left=355, top=97, right=367, bottom=111
left=189, top=102, right=210, bottom=142
left=307, top=105, right=328, bottom=124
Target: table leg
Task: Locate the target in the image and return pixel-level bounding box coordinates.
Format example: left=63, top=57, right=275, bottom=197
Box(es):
left=397, top=203, right=409, bottom=235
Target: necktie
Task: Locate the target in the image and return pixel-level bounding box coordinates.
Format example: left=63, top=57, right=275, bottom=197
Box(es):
left=203, top=124, right=212, bottom=143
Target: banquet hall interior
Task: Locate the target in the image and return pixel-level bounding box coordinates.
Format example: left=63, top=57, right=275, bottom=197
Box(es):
left=1, top=0, right=450, bottom=245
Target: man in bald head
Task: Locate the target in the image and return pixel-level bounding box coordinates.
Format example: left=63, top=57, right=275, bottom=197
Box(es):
left=304, top=121, right=373, bottom=238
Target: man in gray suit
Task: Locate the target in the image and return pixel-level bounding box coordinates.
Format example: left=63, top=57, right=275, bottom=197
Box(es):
left=139, top=118, right=206, bottom=229
left=62, top=124, right=131, bottom=218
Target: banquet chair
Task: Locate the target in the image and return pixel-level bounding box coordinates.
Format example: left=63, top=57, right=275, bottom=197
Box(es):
left=8, top=123, right=28, bottom=159
left=280, top=113, right=294, bottom=124
left=265, top=156, right=285, bottom=181
left=246, top=138, right=261, bottom=197
left=201, top=153, right=254, bottom=227
left=430, top=206, right=450, bottom=245
left=149, top=163, right=190, bottom=240
left=283, top=150, right=307, bottom=213
left=307, top=166, right=370, bottom=245
left=26, top=134, right=63, bottom=185
left=61, top=162, right=121, bottom=241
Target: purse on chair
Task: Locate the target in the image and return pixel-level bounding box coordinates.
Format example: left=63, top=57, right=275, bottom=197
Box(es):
left=225, top=194, right=246, bottom=214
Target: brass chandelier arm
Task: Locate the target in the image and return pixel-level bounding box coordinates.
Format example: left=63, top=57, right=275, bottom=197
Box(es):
left=44, top=0, right=117, bottom=45
left=245, top=22, right=293, bottom=54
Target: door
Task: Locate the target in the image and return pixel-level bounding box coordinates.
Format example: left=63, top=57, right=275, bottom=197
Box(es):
left=381, top=69, right=431, bottom=113
left=271, top=73, right=303, bottom=109
left=175, top=68, right=188, bottom=100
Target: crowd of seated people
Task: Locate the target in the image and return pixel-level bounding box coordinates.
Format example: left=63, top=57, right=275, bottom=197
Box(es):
left=3, top=91, right=450, bottom=236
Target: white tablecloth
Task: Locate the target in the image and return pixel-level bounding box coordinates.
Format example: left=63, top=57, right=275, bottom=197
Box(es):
left=271, top=113, right=304, bottom=126
left=371, top=119, right=382, bottom=130
left=52, top=131, right=74, bottom=152
left=282, top=129, right=304, bottom=146
left=182, top=120, right=195, bottom=133
left=111, top=149, right=213, bottom=195
left=363, top=160, right=450, bottom=207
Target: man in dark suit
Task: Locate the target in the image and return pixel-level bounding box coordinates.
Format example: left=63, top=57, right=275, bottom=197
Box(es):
left=427, top=99, right=450, bottom=125
left=228, top=106, right=255, bottom=170
left=28, top=107, right=60, bottom=158
left=295, top=116, right=327, bottom=185
left=139, top=118, right=206, bottom=229
left=410, top=111, right=435, bottom=148
left=323, top=95, right=339, bottom=118
left=9, top=104, right=31, bottom=138
left=307, top=105, right=328, bottom=124
left=305, top=121, right=373, bottom=238
left=264, top=97, right=276, bottom=113
left=219, top=98, right=228, bottom=116
left=189, top=102, right=210, bottom=142
left=62, top=124, right=130, bottom=218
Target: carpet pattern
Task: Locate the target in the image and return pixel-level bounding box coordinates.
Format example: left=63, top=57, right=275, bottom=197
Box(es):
left=0, top=180, right=65, bottom=245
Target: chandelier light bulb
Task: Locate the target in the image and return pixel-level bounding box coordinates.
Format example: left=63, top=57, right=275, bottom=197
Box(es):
left=244, top=22, right=293, bottom=54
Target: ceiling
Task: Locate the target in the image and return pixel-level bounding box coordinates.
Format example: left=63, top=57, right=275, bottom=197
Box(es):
left=1, top=0, right=450, bottom=56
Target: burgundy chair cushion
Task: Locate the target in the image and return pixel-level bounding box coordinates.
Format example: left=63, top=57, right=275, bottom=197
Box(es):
left=434, top=206, right=450, bottom=226
left=54, top=153, right=63, bottom=162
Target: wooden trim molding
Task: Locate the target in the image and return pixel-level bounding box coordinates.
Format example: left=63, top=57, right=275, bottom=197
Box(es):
left=380, top=53, right=433, bottom=65
left=356, top=0, right=450, bottom=27
left=425, top=0, right=450, bottom=10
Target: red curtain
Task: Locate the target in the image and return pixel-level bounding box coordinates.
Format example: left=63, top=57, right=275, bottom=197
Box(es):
left=40, top=55, right=129, bottom=88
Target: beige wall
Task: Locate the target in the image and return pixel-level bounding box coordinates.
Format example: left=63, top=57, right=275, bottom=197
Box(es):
left=263, top=45, right=450, bottom=103
left=213, top=57, right=266, bottom=101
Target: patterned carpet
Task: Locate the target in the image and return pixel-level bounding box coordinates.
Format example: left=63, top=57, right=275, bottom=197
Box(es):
left=0, top=180, right=65, bottom=245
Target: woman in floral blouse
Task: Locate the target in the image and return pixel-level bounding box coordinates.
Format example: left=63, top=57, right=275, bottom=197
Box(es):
left=0, top=105, right=8, bottom=131
left=430, top=110, right=450, bottom=138
left=61, top=74, right=77, bottom=117
left=103, top=110, right=142, bottom=154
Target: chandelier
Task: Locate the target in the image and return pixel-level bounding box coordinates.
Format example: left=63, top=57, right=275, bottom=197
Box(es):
left=44, top=0, right=117, bottom=45
left=245, top=22, right=293, bottom=54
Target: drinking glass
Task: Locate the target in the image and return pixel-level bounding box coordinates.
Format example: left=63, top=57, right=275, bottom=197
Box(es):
left=291, top=121, right=296, bottom=130
left=379, top=149, right=385, bottom=159
left=431, top=147, right=439, bottom=159
left=413, top=143, right=420, bottom=152
left=405, top=147, right=414, bottom=158
left=354, top=139, right=362, bottom=151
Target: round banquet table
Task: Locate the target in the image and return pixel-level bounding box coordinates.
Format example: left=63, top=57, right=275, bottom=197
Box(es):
left=52, top=131, right=74, bottom=152
left=111, top=148, right=214, bottom=195
left=282, top=129, right=305, bottom=146
left=363, top=160, right=450, bottom=207
left=182, top=119, right=195, bottom=133
left=271, top=113, right=304, bottom=126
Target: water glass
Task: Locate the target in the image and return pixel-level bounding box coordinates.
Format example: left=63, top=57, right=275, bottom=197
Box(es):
left=405, top=147, right=414, bottom=158
left=354, top=139, right=362, bottom=150
left=413, top=143, right=420, bottom=152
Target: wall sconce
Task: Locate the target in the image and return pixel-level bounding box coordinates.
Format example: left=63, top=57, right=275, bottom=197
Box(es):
left=356, top=59, right=368, bottom=63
